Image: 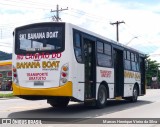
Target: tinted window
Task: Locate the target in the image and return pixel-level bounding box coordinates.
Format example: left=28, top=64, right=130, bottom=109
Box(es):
left=127, top=51, right=130, bottom=60
left=131, top=53, right=135, bottom=61
left=97, top=53, right=112, bottom=67
left=104, top=43, right=111, bottom=55
left=124, top=50, right=140, bottom=71
left=20, top=39, right=32, bottom=50
left=135, top=55, right=138, bottom=62
left=131, top=61, right=136, bottom=71
left=124, top=51, right=127, bottom=59
left=97, top=41, right=103, bottom=53
left=15, top=23, right=65, bottom=54
left=75, top=33, right=81, bottom=47
left=136, top=63, right=139, bottom=71
left=73, top=31, right=83, bottom=63
left=125, top=60, right=131, bottom=70
left=75, top=48, right=82, bottom=62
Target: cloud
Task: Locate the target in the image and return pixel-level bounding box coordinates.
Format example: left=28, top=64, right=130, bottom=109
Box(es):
left=63, top=0, right=160, bottom=53
left=0, top=0, right=160, bottom=63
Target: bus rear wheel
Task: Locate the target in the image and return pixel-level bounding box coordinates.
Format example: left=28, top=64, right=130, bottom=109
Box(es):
left=96, top=85, right=107, bottom=108
left=47, top=97, right=70, bottom=108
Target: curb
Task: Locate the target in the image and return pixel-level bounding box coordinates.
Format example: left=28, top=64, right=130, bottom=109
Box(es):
left=0, top=97, right=18, bottom=100
left=0, top=92, right=13, bottom=94
left=0, top=98, right=10, bottom=100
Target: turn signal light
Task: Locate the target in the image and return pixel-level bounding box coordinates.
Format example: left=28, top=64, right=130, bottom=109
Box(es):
left=13, top=68, right=16, bottom=72
left=62, top=66, right=68, bottom=71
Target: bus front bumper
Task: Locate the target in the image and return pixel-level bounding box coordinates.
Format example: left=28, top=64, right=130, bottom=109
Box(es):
left=13, top=82, right=72, bottom=97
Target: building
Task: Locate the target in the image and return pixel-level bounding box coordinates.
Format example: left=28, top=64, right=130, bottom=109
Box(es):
left=0, top=60, right=12, bottom=91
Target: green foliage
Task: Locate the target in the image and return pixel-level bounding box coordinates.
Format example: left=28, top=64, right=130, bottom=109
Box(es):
left=0, top=93, right=14, bottom=98
left=146, top=57, right=160, bottom=86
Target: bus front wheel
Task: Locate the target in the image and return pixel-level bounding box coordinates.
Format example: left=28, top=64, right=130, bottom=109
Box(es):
left=125, top=85, right=138, bottom=102
left=96, top=85, right=107, bottom=108
left=47, top=97, right=70, bottom=108
left=130, top=85, right=138, bottom=102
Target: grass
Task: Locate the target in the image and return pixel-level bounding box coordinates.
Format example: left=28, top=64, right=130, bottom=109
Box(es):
left=0, top=93, right=14, bottom=98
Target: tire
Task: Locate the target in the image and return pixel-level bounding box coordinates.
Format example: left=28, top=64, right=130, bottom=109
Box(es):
left=126, top=85, right=138, bottom=102
left=96, top=85, right=107, bottom=108
left=47, top=97, right=70, bottom=108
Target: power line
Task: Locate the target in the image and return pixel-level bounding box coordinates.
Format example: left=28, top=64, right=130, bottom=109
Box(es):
left=63, top=12, right=110, bottom=25
left=0, top=1, right=50, bottom=10
left=0, top=16, right=51, bottom=28
left=71, top=8, right=112, bottom=22
left=0, top=44, right=12, bottom=47
left=4, top=0, right=57, bottom=8
left=51, top=4, right=68, bottom=22
left=0, top=15, right=51, bottom=38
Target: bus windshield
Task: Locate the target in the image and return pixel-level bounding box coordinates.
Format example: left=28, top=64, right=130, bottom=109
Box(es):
left=15, top=23, right=65, bottom=54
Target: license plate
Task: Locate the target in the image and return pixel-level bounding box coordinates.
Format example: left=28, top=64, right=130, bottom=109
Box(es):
left=34, top=81, right=44, bottom=86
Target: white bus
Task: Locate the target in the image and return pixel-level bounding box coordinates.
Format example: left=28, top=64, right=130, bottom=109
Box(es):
left=12, top=22, right=146, bottom=108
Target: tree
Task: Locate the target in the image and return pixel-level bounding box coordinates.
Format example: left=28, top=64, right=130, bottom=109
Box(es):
left=146, top=56, right=160, bottom=88
left=0, top=51, right=12, bottom=60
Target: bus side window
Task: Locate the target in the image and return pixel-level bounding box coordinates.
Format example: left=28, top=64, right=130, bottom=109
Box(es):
left=124, top=50, right=131, bottom=70
left=124, top=50, right=127, bottom=59
left=75, top=33, right=81, bottom=47
left=131, top=53, right=136, bottom=71
left=97, top=42, right=112, bottom=67
left=74, top=33, right=83, bottom=63
left=104, top=43, right=111, bottom=55
left=136, top=55, right=140, bottom=71
left=75, top=48, right=82, bottom=62
left=97, top=41, right=103, bottom=53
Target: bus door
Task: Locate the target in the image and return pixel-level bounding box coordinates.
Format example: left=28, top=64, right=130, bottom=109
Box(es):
left=83, top=38, right=96, bottom=100
left=140, top=57, right=146, bottom=95
left=113, top=49, right=124, bottom=97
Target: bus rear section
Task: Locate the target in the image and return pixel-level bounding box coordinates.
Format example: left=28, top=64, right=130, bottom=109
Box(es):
left=13, top=22, right=73, bottom=107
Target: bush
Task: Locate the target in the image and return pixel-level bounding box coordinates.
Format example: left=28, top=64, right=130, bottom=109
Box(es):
left=0, top=93, right=14, bottom=98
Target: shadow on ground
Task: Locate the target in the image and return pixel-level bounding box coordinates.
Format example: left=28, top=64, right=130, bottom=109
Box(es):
left=8, top=99, right=152, bottom=123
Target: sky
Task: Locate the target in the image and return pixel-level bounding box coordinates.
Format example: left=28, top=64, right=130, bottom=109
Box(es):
left=0, top=0, right=160, bottom=62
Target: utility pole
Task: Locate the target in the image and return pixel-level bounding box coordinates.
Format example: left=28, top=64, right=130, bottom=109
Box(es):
left=110, top=21, right=125, bottom=42
left=51, top=4, right=68, bottom=22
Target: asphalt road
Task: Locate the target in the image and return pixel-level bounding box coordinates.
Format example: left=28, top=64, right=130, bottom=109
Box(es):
left=0, top=89, right=160, bottom=127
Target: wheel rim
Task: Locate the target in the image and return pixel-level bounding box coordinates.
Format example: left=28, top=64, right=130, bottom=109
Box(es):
left=99, top=88, right=106, bottom=104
